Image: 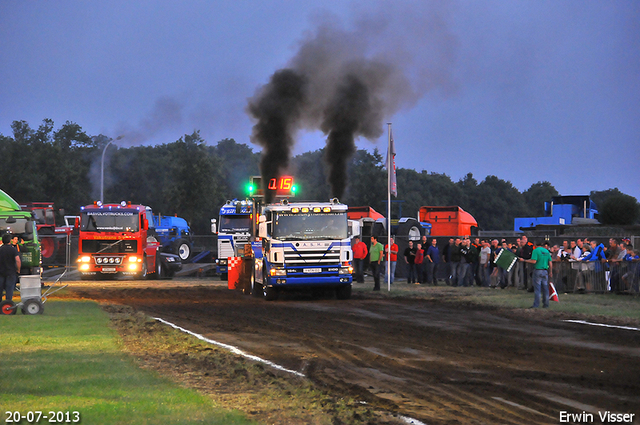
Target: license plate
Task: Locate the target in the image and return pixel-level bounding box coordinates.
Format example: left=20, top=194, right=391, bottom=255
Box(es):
left=102, top=267, right=116, bottom=273
left=304, top=268, right=321, bottom=273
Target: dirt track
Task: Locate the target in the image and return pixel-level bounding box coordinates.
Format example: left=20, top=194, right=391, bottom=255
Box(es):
left=67, top=280, right=640, bottom=424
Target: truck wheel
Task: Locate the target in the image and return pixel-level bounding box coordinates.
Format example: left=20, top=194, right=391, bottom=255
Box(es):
left=263, top=285, right=278, bottom=301
left=0, top=300, right=17, bottom=315
left=336, top=285, right=352, bottom=300
left=137, top=257, right=148, bottom=280
left=174, top=239, right=191, bottom=261
left=252, top=280, right=262, bottom=297
left=242, top=264, right=254, bottom=295
left=153, top=254, right=162, bottom=279
left=21, top=299, right=44, bottom=315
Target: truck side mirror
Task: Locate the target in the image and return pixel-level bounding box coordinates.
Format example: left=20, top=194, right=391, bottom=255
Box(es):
left=259, top=222, right=267, bottom=239
left=210, top=218, right=217, bottom=234
left=142, top=216, right=148, bottom=230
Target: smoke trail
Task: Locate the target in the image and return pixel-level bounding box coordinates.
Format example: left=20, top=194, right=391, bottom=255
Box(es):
left=248, top=4, right=457, bottom=200
left=321, top=74, right=375, bottom=198
left=115, top=96, right=184, bottom=146
left=247, top=69, right=307, bottom=203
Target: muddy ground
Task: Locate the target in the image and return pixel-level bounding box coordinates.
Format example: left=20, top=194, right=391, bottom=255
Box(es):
left=63, top=279, right=640, bottom=424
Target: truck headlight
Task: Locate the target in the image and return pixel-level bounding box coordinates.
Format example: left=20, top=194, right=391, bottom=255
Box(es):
left=79, top=256, right=91, bottom=263
left=270, top=268, right=286, bottom=277
left=339, top=266, right=353, bottom=274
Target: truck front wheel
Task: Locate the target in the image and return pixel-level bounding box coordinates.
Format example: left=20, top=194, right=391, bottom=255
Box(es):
left=137, top=256, right=148, bottom=280
left=263, top=285, right=278, bottom=301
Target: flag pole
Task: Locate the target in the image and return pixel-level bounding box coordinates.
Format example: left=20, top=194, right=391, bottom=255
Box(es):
left=387, top=123, right=392, bottom=292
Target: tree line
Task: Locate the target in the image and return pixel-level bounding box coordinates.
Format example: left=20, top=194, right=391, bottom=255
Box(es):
left=1, top=119, right=638, bottom=234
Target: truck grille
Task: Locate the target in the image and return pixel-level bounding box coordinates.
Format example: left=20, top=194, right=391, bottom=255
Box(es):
left=81, top=239, right=138, bottom=253
left=284, top=248, right=340, bottom=265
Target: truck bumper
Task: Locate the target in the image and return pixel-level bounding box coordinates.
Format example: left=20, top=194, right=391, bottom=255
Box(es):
left=267, top=275, right=352, bottom=287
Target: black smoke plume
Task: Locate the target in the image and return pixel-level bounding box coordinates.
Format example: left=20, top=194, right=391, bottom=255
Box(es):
left=247, top=69, right=307, bottom=203
left=321, top=74, right=375, bottom=198
left=248, top=6, right=457, bottom=201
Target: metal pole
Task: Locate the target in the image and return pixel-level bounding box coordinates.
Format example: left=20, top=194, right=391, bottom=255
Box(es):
left=387, top=123, right=392, bottom=292
left=100, top=136, right=123, bottom=203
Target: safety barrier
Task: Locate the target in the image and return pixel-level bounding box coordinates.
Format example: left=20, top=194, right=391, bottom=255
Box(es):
left=551, top=260, right=639, bottom=294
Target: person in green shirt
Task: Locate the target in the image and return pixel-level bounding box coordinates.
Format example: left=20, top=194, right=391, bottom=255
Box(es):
left=369, top=235, right=384, bottom=291
left=519, top=240, right=553, bottom=308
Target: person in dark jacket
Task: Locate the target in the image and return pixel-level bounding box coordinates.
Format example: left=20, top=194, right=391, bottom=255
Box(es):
left=425, top=238, right=440, bottom=285
left=0, top=234, right=21, bottom=302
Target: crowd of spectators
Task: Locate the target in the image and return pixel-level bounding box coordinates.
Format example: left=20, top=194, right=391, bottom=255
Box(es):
left=368, top=235, right=639, bottom=294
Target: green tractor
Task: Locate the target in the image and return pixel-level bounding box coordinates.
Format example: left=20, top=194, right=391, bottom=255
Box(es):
left=0, top=189, right=42, bottom=275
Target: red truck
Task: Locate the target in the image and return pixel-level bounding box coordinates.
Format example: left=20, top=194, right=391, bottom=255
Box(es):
left=76, top=201, right=181, bottom=279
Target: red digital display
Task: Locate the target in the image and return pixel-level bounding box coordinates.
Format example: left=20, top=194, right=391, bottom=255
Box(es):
left=249, top=176, right=296, bottom=197
left=268, top=176, right=293, bottom=192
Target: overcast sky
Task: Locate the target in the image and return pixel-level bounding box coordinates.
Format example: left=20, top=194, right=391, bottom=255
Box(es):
left=1, top=0, right=638, bottom=203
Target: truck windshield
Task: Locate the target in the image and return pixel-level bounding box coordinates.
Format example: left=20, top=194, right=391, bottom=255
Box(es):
left=272, top=212, right=347, bottom=240
left=0, top=217, right=35, bottom=241
left=220, top=215, right=251, bottom=232
left=81, top=211, right=139, bottom=232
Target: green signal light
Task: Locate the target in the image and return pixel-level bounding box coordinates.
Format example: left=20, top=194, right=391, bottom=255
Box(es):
left=246, top=183, right=254, bottom=194
left=292, top=185, right=297, bottom=193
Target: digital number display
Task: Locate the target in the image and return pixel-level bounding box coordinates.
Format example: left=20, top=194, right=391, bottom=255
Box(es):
left=267, top=176, right=293, bottom=191
left=248, top=176, right=296, bottom=197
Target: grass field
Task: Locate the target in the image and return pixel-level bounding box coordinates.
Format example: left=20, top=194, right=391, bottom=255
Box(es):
left=0, top=300, right=254, bottom=425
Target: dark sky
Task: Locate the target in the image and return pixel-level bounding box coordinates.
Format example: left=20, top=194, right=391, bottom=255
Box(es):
left=1, top=0, right=638, bottom=202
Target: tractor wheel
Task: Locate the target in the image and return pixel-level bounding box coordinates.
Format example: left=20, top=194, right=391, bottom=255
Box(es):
left=173, top=239, right=192, bottom=261
left=39, top=228, right=57, bottom=265
left=396, top=218, right=424, bottom=243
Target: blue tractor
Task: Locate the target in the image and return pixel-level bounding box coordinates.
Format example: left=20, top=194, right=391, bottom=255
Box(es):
left=153, top=214, right=193, bottom=261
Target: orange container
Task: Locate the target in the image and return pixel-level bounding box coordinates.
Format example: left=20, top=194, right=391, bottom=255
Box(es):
left=227, top=257, right=242, bottom=290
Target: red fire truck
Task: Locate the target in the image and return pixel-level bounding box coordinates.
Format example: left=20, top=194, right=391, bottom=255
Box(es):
left=77, top=201, right=181, bottom=279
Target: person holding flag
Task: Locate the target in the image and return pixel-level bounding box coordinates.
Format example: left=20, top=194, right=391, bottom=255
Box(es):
left=519, top=240, right=553, bottom=309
